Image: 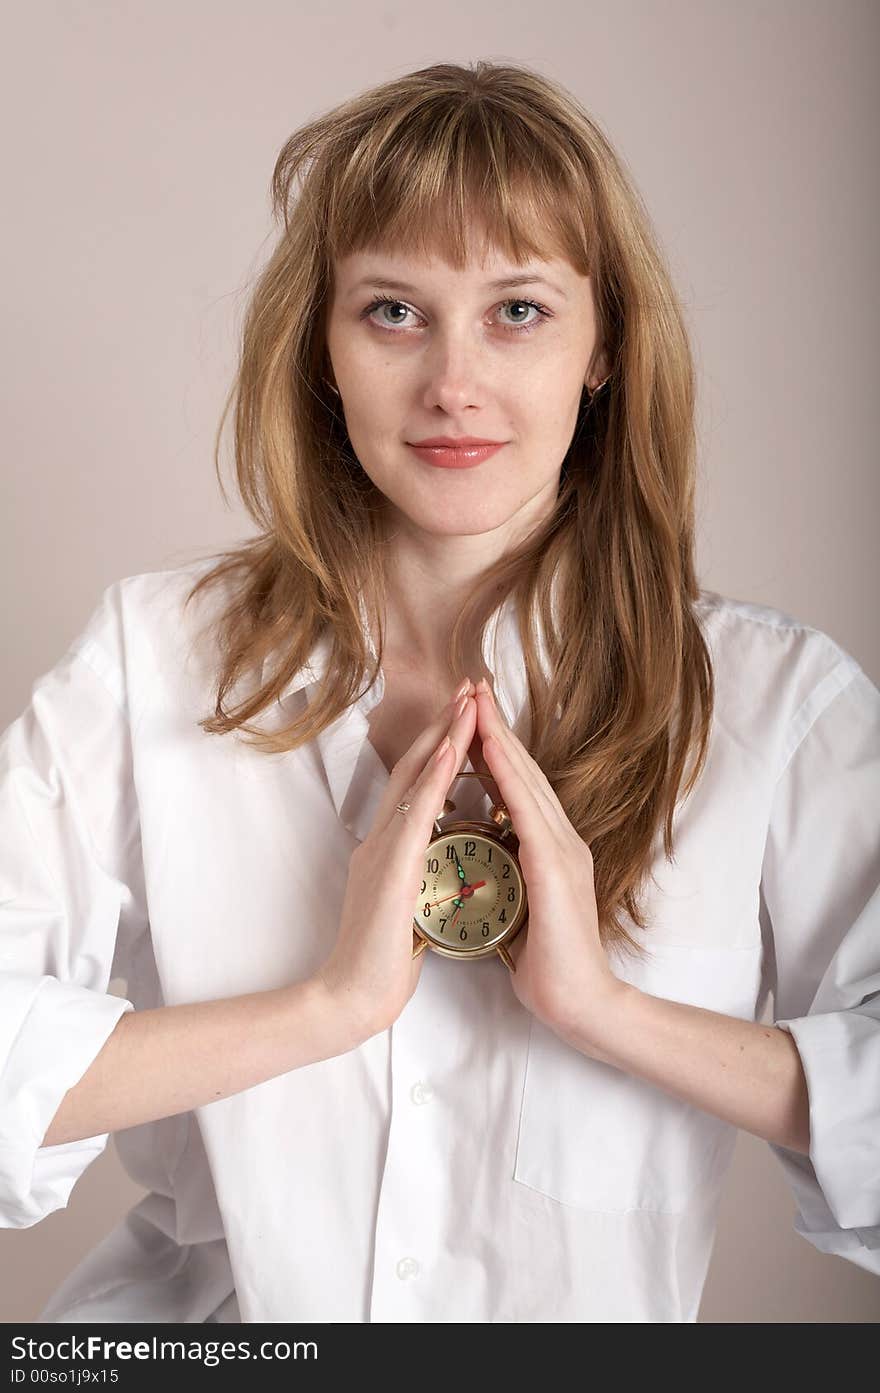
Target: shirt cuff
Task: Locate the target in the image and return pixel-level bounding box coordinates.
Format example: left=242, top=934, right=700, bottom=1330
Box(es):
left=0, top=974, right=134, bottom=1227
left=775, top=1009, right=880, bottom=1251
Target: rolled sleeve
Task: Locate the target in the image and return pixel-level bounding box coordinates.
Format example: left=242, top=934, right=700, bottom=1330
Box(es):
left=0, top=976, right=134, bottom=1226
left=760, top=662, right=880, bottom=1274
left=0, top=584, right=147, bottom=1228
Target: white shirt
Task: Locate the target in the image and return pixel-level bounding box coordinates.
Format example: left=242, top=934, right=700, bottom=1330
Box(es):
left=1, top=559, right=878, bottom=1323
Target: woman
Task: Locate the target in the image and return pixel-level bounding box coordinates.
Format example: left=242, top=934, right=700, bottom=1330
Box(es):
left=1, top=60, right=877, bottom=1323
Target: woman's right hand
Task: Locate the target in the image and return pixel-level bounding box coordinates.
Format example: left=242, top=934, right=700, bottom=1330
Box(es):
left=315, top=679, right=477, bottom=1045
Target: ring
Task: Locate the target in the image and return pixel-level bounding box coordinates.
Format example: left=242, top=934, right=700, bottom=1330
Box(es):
left=395, top=801, right=411, bottom=816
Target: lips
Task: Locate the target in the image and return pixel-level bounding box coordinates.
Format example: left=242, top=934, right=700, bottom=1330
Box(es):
left=407, top=442, right=506, bottom=469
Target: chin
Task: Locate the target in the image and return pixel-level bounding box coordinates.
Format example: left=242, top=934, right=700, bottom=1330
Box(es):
left=409, top=504, right=513, bottom=537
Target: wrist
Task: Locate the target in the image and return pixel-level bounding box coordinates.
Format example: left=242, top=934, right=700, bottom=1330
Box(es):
left=286, top=975, right=370, bottom=1062
left=303, top=972, right=378, bottom=1053
left=555, top=979, right=640, bottom=1064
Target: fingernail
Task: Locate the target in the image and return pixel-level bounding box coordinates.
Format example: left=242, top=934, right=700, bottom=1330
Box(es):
left=453, top=691, right=469, bottom=718
left=477, top=677, right=495, bottom=701
left=453, top=677, right=470, bottom=702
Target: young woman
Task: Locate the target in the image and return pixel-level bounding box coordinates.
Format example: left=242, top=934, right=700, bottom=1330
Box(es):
left=2, top=60, right=877, bottom=1323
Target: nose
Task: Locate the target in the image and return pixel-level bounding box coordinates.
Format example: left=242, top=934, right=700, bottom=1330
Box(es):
left=420, top=329, right=486, bottom=414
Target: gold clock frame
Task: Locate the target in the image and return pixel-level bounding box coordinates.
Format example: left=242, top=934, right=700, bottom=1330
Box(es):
left=411, top=771, right=529, bottom=972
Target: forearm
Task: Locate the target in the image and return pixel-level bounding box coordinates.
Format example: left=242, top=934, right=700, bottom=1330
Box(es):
left=40, top=978, right=354, bottom=1148
left=561, top=984, right=811, bottom=1156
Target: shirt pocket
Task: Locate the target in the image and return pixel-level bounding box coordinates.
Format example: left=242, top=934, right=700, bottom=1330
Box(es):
left=511, top=941, right=764, bottom=1213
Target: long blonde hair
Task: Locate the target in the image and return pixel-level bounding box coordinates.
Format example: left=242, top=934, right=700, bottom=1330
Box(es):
left=182, top=60, right=714, bottom=962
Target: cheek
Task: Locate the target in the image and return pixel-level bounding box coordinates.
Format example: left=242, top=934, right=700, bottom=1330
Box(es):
left=341, top=368, right=404, bottom=434
left=511, top=365, right=575, bottom=419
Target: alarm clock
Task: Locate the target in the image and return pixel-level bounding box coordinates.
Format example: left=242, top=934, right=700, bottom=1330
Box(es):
left=411, top=772, right=528, bottom=972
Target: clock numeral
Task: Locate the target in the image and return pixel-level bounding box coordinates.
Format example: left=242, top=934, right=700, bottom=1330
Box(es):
left=502, top=863, right=510, bottom=879
left=499, top=907, right=506, bottom=923
left=464, top=839, right=476, bottom=857
left=459, top=927, right=468, bottom=941
left=439, top=919, right=447, bottom=933
left=427, top=857, right=439, bottom=874
left=481, top=923, right=490, bottom=937
left=423, top=902, right=431, bottom=917
left=507, top=888, right=516, bottom=902
left=420, top=879, right=426, bottom=894
left=487, top=845, right=492, bottom=862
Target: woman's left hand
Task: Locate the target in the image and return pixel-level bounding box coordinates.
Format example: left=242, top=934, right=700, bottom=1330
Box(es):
left=468, top=679, right=625, bottom=1045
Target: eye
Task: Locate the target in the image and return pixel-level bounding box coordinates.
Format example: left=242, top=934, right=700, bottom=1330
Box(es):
left=360, top=294, right=552, bottom=335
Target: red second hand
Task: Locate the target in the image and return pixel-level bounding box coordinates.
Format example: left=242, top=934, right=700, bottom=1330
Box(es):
left=429, top=880, right=487, bottom=908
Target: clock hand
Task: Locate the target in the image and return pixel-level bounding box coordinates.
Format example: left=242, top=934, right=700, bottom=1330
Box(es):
left=453, top=848, right=467, bottom=884
left=456, top=881, right=486, bottom=902
left=428, top=881, right=487, bottom=907
left=450, top=876, right=492, bottom=927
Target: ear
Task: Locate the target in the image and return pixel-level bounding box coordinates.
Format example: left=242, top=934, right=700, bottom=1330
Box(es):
left=585, top=347, right=611, bottom=392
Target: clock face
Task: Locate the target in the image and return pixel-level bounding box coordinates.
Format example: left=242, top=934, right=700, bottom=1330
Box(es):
left=414, top=830, right=526, bottom=953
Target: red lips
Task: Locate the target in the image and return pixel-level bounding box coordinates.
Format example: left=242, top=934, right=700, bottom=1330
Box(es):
left=407, top=442, right=506, bottom=469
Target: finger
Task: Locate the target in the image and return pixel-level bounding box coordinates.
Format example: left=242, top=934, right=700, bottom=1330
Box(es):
left=464, top=682, right=536, bottom=815
left=464, top=723, right=504, bottom=810
left=479, top=725, right=569, bottom=871
left=372, top=680, right=469, bottom=825
left=381, top=699, right=477, bottom=857
left=475, top=684, right=571, bottom=840
left=375, top=691, right=477, bottom=838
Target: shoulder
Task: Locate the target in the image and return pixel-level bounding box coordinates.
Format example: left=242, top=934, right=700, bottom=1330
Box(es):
left=115, top=553, right=229, bottom=613
left=77, top=555, right=225, bottom=657
left=69, top=556, right=234, bottom=722
left=693, top=588, right=872, bottom=775
left=695, top=586, right=865, bottom=692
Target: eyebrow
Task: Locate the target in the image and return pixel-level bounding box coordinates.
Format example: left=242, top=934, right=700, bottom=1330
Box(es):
left=346, top=271, right=569, bottom=300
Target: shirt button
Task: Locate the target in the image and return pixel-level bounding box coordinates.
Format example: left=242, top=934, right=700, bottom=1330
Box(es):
left=410, top=1080, right=434, bottom=1106
left=396, top=1257, right=420, bottom=1280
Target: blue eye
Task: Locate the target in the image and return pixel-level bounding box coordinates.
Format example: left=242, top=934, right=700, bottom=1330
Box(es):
left=361, top=294, right=551, bottom=335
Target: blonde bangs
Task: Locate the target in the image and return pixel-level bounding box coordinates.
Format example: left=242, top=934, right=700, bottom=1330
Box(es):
left=322, top=104, right=594, bottom=276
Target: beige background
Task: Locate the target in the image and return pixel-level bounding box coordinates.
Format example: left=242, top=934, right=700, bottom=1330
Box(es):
left=1, top=0, right=878, bottom=1323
